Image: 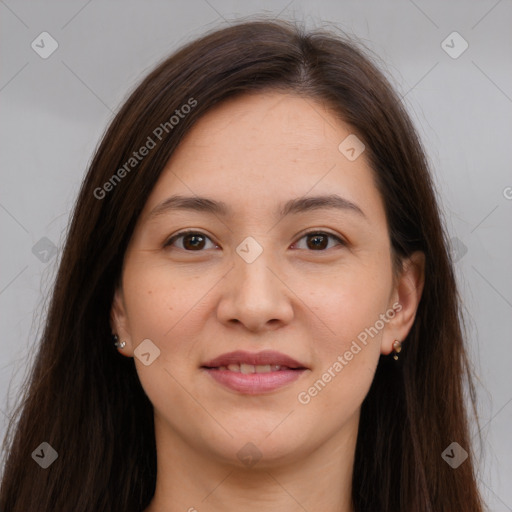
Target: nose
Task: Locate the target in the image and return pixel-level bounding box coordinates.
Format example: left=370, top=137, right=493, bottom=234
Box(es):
left=216, top=248, right=294, bottom=332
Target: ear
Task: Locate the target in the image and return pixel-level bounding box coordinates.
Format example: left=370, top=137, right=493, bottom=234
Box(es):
left=110, top=286, right=134, bottom=357
left=381, top=251, right=425, bottom=355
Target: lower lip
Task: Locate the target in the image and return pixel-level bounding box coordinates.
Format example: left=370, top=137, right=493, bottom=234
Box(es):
left=202, top=368, right=306, bottom=394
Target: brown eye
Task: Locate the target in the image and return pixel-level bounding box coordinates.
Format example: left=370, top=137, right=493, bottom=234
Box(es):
left=293, top=231, right=345, bottom=251
left=307, top=233, right=328, bottom=250
left=165, top=231, right=216, bottom=251
left=182, top=233, right=206, bottom=250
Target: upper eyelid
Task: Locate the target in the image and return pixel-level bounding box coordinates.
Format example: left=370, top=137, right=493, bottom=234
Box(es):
left=164, top=229, right=217, bottom=247
left=165, top=229, right=345, bottom=248
left=294, top=228, right=345, bottom=243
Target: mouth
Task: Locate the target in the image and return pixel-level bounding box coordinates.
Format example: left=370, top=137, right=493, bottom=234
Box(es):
left=206, top=363, right=303, bottom=373
left=201, top=349, right=307, bottom=370
left=200, top=350, right=308, bottom=394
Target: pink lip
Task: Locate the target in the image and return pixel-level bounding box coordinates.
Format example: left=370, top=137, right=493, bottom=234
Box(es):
left=203, top=367, right=307, bottom=394
left=200, top=350, right=308, bottom=395
left=201, top=350, right=306, bottom=369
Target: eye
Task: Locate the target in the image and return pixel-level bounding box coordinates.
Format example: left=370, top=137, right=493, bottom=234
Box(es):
left=164, top=230, right=345, bottom=252
left=292, top=231, right=346, bottom=251
left=164, top=230, right=217, bottom=251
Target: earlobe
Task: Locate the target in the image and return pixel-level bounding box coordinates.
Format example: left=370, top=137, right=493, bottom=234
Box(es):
left=382, top=251, right=425, bottom=355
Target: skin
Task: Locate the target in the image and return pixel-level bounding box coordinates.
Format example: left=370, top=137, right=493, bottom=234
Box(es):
left=111, top=92, right=424, bottom=512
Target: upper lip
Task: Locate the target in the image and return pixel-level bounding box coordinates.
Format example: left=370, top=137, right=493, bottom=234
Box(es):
left=201, top=350, right=307, bottom=369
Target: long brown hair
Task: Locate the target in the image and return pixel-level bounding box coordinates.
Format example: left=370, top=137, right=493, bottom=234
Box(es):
left=0, top=19, right=485, bottom=512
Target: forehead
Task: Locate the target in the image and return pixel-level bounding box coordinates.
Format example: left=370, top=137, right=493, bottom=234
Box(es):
left=176, top=91, right=346, bottom=159
left=140, top=92, right=385, bottom=226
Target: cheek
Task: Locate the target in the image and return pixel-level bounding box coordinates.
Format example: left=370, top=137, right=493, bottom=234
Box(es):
left=302, top=258, right=393, bottom=352
left=295, top=286, right=384, bottom=427
left=122, top=257, right=215, bottom=341
left=294, top=257, right=392, bottom=407
left=121, top=258, right=221, bottom=399
left=121, top=260, right=209, bottom=415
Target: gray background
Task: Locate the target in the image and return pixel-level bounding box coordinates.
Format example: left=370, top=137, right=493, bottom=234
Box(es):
left=1, top=0, right=511, bottom=509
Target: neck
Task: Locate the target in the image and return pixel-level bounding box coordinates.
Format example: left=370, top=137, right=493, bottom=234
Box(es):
left=144, top=412, right=358, bottom=512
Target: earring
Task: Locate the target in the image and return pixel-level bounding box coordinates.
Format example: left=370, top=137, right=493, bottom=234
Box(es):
left=392, top=339, right=402, bottom=360
left=113, top=334, right=126, bottom=349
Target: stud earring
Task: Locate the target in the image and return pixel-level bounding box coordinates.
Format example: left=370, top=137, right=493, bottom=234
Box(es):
left=392, top=339, right=402, bottom=360
left=113, top=334, right=126, bottom=349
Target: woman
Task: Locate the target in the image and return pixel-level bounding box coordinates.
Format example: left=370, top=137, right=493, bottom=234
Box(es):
left=0, top=19, right=485, bottom=512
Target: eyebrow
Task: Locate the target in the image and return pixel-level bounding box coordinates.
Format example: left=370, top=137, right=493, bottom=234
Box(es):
left=148, top=193, right=367, bottom=220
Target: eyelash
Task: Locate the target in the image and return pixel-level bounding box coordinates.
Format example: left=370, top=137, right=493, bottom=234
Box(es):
left=164, top=229, right=346, bottom=252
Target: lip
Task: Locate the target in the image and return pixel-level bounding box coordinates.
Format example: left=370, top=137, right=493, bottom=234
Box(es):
left=200, top=350, right=308, bottom=395
left=201, top=350, right=307, bottom=369
left=203, top=367, right=307, bottom=394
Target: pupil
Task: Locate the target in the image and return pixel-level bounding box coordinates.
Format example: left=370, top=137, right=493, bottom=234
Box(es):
left=184, top=234, right=204, bottom=250
left=308, top=234, right=327, bottom=250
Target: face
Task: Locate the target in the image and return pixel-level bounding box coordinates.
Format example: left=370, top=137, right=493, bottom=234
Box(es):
left=112, top=92, right=423, bottom=468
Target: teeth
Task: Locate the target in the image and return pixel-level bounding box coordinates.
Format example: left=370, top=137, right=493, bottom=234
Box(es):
left=240, top=364, right=254, bottom=374
left=219, top=364, right=287, bottom=373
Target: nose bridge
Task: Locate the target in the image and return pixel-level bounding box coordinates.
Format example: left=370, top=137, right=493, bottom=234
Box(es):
left=233, top=240, right=279, bottom=300
left=233, top=234, right=275, bottom=282
left=217, top=236, right=293, bottom=330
